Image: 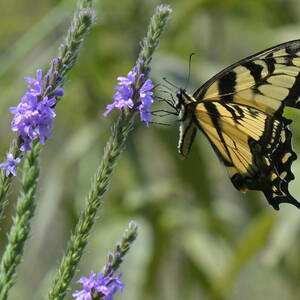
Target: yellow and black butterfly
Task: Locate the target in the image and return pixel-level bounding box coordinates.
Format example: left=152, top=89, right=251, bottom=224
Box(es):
left=174, top=40, right=300, bottom=210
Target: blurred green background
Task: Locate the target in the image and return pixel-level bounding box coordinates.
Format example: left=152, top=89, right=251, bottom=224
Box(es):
left=1, top=0, right=300, bottom=299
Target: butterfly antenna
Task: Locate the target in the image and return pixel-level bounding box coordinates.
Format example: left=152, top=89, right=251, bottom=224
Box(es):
left=185, top=52, right=196, bottom=90
left=149, top=120, right=172, bottom=126
left=152, top=109, right=178, bottom=117
left=153, top=82, right=162, bottom=89
left=155, top=95, right=177, bottom=111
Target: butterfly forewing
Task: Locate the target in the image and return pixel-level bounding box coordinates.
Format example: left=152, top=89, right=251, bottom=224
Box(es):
left=193, top=40, right=300, bottom=116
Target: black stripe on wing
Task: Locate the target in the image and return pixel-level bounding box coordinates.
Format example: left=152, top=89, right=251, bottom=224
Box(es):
left=217, top=72, right=236, bottom=102
left=283, top=73, right=300, bottom=109
left=241, top=61, right=264, bottom=83
left=203, top=101, right=233, bottom=163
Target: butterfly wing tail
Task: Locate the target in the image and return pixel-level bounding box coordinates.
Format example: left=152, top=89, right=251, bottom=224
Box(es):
left=262, top=124, right=299, bottom=210
left=263, top=190, right=300, bottom=210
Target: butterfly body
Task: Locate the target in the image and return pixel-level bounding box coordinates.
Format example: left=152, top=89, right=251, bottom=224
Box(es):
left=175, top=40, right=300, bottom=210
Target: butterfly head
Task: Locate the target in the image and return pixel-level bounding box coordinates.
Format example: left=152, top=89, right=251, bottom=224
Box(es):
left=175, top=88, right=198, bottom=157
left=175, top=88, right=197, bottom=120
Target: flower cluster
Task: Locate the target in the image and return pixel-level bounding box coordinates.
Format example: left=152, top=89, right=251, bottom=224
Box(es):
left=104, top=64, right=154, bottom=126
left=72, top=271, right=124, bottom=300
left=0, top=67, right=64, bottom=177
left=10, top=69, right=64, bottom=153
left=0, top=153, right=21, bottom=177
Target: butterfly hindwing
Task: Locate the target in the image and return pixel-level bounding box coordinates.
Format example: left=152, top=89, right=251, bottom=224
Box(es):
left=193, top=101, right=299, bottom=209
left=262, top=125, right=298, bottom=209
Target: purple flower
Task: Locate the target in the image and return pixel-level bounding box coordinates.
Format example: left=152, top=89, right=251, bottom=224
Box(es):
left=0, top=153, right=21, bottom=176
left=72, top=271, right=96, bottom=300
left=138, top=79, right=154, bottom=127
left=117, top=66, right=137, bottom=86
left=24, top=69, right=43, bottom=97
left=104, top=67, right=137, bottom=117
left=72, top=271, right=124, bottom=300
left=9, top=69, right=63, bottom=153
left=104, top=65, right=154, bottom=125
left=94, top=272, right=124, bottom=300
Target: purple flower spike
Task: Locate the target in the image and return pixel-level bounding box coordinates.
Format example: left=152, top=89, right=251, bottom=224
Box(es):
left=9, top=69, right=63, bottom=153
left=104, top=67, right=137, bottom=116
left=72, top=271, right=124, bottom=300
left=94, top=272, right=124, bottom=300
left=104, top=65, right=154, bottom=126
left=0, top=153, right=21, bottom=176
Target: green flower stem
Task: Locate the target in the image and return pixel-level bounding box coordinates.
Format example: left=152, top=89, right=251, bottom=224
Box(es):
left=0, top=138, right=23, bottom=219
left=73, top=0, right=93, bottom=15
left=0, top=141, right=41, bottom=300
left=136, top=5, right=172, bottom=87
left=47, top=5, right=171, bottom=300
left=47, top=113, right=134, bottom=300
left=46, top=2, right=95, bottom=96
left=90, top=221, right=138, bottom=299
left=0, top=172, right=11, bottom=219
left=102, top=221, right=139, bottom=277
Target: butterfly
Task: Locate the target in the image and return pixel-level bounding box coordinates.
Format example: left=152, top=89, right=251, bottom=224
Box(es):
left=174, top=40, right=300, bottom=210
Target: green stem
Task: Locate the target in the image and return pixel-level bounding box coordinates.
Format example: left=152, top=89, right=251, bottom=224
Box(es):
left=136, top=4, right=172, bottom=82
left=47, top=114, right=134, bottom=300
left=0, top=141, right=41, bottom=300
left=0, top=138, right=23, bottom=219
left=0, top=173, right=12, bottom=220
left=102, top=221, right=139, bottom=277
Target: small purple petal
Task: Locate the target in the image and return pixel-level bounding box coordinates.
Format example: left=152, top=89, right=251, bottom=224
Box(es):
left=140, top=110, right=152, bottom=127
left=52, top=88, right=64, bottom=97
left=104, top=103, right=116, bottom=117
left=139, top=73, right=144, bottom=80
left=0, top=153, right=21, bottom=177
left=24, top=77, right=36, bottom=84
left=44, top=74, right=50, bottom=84
left=72, top=289, right=92, bottom=300
left=138, top=78, right=154, bottom=126
left=36, top=69, right=42, bottom=81
left=45, top=85, right=53, bottom=94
